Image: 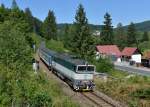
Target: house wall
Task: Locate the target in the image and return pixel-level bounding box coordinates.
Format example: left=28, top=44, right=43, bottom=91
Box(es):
left=96, top=52, right=100, bottom=60
left=96, top=52, right=106, bottom=59
left=96, top=51, right=119, bottom=62
left=122, top=56, right=131, bottom=62
left=131, top=54, right=141, bottom=63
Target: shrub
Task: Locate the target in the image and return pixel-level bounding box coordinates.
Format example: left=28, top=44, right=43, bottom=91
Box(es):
left=127, top=75, right=150, bottom=84
left=29, top=92, right=52, bottom=107
left=93, top=58, right=114, bottom=73
left=130, top=88, right=150, bottom=99
left=138, top=41, right=150, bottom=52
left=46, top=39, right=67, bottom=52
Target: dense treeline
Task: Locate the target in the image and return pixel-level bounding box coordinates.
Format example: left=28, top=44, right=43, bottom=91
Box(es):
left=0, top=2, right=51, bottom=106
left=0, top=1, right=79, bottom=107
left=60, top=11, right=150, bottom=51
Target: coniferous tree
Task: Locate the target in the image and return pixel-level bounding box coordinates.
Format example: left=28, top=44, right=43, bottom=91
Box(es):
left=33, top=17, right=43, bottom=35
left=127, top=22, right=137, bottom=46
left=71, top=4, right=94, bottom=60
left=11, top=0, right=18, bottom=10
left=0, top=4, right=5, bottom=22
left=1, top=4, right=5, bottom=8
left=142, top=31, right=149, bottom=42
left=114, top=23, right=127, bottom=49
left=0, top=4, right=10, bottom=22
left=42, top=10, right=57, bottom=40
left=63, top=24, right=70, bottom=48
left=100, top=13, right=113, bottom=44
left=10, top=0, right=24, bottom=23
left=25, top=8, right=34, bottom=32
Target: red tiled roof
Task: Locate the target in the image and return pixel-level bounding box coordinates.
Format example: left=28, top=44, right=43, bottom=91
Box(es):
left=122, top=47, right=137, bottom=56
left=96, top=45, right=121, bottom=57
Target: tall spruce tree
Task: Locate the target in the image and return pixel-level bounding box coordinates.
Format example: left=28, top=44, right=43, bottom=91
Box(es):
left=25, top=8, right=34, bottom=32
left=33, top=17, right=43, bottom=35
left=71, top=4, right=94, bottom=60
left=11, top=0, right=18, bottom=10
left=142, top=31, right=149, bottom=42
left=114, top=23, right=127, bottom=49
left=100, top=13, right=113, bottom=44
left=63, top=24, right=70, bottom=48
left=42, top=10, right=57, bottom=40
left=0, top=4, right=5, bottom=22
left=127, top=22, right=137, bottom=46
left=1, top=4, right=5, bottom=8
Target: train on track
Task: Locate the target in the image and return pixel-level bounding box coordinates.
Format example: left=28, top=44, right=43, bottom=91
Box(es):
left=39, top=45, right=95, bottom=91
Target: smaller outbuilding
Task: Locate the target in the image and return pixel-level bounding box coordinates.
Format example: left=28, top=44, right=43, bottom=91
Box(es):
left=122, top=47, right=142, bottom=64
left=143, top=51, right=150, bottom=59
left=141, top=51, right=150, bottom=68
left=96, top=45, right=121, bottom=62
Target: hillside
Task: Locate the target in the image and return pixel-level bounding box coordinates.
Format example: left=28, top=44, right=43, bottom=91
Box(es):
left=57, top=23, right=102, bottom=31
left=58, top=20, right=150, bottom=32
left=123, top=20, right=150, bottom=31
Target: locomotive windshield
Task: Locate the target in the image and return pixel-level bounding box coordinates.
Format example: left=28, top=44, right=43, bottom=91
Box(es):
left=77, top=65, right=95, bottom=73
left=78, top=66, right=86, bottom=71
left=87, top=66, right=94, bottom=71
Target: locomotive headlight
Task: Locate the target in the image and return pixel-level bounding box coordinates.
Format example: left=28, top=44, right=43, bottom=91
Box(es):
left=86, top=85, right=89, bottom=89
left=77, top=86, right=79, bottom=90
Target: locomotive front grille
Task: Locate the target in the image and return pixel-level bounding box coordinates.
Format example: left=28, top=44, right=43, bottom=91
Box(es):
left=74, top=80, right=95, bottom=91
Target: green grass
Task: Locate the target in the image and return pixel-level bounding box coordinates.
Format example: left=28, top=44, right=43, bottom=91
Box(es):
left=108, top=70, right=128, bottom=79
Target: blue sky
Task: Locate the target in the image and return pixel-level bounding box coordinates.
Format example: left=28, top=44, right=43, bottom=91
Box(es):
left=0, top=0, right=150, bottom=26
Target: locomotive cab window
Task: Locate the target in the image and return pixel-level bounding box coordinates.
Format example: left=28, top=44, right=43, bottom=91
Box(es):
left=87, top=66, right=94, bottom=72
left=77, top=66, right=86, bottom=71
left=77, top=65, right=94, bottom=73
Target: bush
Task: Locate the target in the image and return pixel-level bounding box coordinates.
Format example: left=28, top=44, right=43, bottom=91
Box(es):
left=130, top=88, right=150, bottom=99
left=127, top=75, right=150, bottom=84
left=29, top=92, right=52, bottom=107
left=46, top=39, right=68, bottom=52
left=138, top=41, right=150, bottom=52
left=31, top=33, right=44, bottom=48
left=93, top=58, right=114, bottom=73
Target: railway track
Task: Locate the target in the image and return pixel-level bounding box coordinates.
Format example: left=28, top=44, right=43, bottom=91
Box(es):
left=81, top=92, right=116, bottom=107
